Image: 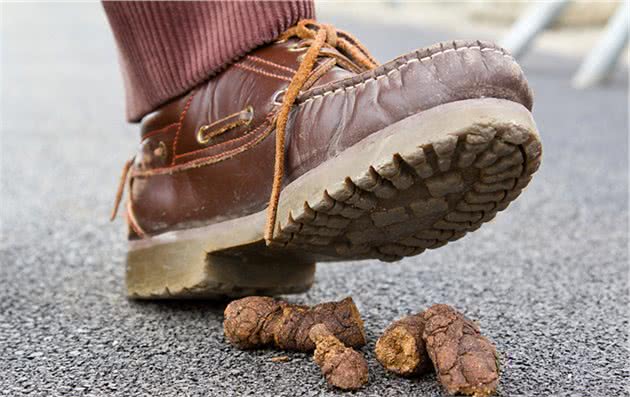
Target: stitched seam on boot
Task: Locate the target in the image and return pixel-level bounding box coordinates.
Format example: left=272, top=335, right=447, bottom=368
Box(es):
left=298, top=46, right=515, bottom=106
left=171, top=92, right=196, bottom=164
left=246, top=55, right=297, bottom=74
left=142, top=122, right=180, bottom=140
left=234, top=63, right=292, bottom=82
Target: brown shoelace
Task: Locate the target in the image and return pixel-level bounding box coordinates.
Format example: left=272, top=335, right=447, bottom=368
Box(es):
left=264, top=20, right=379, bottom=243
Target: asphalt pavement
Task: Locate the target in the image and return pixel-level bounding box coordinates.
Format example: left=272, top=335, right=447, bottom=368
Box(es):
left=1, top=3, right=628, bottom=396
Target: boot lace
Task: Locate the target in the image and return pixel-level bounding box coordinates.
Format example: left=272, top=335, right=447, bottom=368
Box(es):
left=264, top=19, right=379, bottom=243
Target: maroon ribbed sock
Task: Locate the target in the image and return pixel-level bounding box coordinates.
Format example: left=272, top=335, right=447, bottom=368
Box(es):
left=103, top=1, right=315, bottom=122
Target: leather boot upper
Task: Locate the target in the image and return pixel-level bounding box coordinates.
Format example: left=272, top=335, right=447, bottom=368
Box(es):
left=120, top=32, right=532, bottom=239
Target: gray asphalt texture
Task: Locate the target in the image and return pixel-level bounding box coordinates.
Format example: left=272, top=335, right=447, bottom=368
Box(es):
left=1, top=3, right=628, bottom=396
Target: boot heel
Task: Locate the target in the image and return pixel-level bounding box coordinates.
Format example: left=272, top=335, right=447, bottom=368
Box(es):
left=126, top=239, right=315, bottom=299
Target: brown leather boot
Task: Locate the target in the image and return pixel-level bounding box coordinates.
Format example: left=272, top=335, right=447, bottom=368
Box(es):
left=112, top=21, right=542, bottom=299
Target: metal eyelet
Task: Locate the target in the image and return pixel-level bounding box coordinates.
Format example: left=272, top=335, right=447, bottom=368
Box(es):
left=244, top=105, right=254, bottom=120
left=196, top=126, right=212, bottom=145
left=241, top=106, right=255, bottom=128
left=288, top=43, right=307, bottom=52
left=153, top=141, right=167, bottom=158
left=196, top=106, right=255, bottom=145
left=273, top=89, right=286, bottom=106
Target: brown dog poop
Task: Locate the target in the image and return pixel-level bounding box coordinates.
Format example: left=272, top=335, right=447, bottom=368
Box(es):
left=374, top=313, right=432, bottom=376
left=309, top=323, right=369, bottom=390
left=375, top=304, right=499, bottom=396
left=223, top=296, right=366, bottom=351
left=422, top=304, right=499, bottom=396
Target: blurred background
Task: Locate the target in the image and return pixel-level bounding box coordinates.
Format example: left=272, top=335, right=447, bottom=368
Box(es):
left=321, top=1, right=629, bottom=60
left=1, top=2, right=628, bottom=396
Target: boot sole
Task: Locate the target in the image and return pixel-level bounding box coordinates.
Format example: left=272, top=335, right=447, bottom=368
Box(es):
left=126, top=98, right=542, bottom=299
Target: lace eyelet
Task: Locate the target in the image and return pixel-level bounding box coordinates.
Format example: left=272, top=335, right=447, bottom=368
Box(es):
left=288, top=43, right=307, bottom=52
left=273, top=90, right=286, bottom=106
left=196, top=125, right=212, bottom=145
left=153, top=141, right=167, bottom=158
left=196, top=106, right=255, bottom=145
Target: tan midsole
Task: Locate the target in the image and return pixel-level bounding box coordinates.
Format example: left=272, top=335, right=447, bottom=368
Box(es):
left=129, top=98, right=536, bottom=254
left=129, top=208, right=266, bottom=252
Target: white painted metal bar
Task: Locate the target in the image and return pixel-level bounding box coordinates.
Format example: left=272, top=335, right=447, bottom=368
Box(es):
left=500, top=0, right=571, bottom=59
left=573, top=1, right=629, bottom=88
